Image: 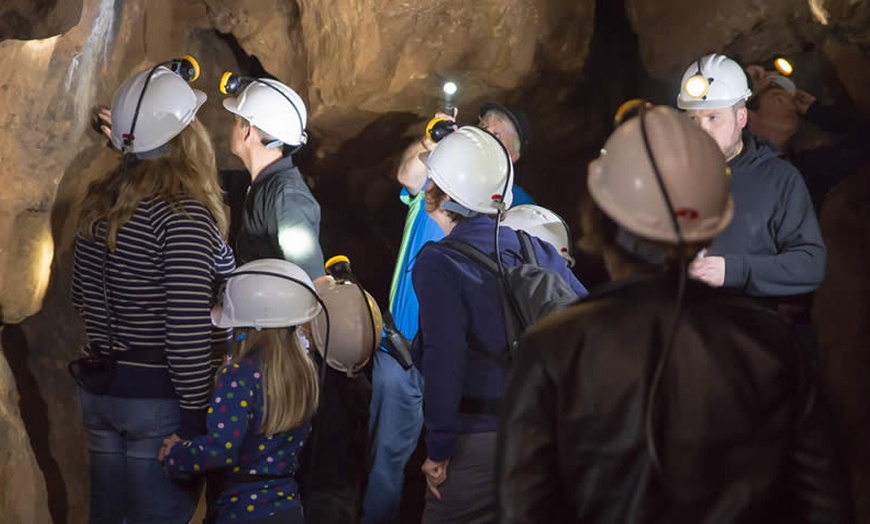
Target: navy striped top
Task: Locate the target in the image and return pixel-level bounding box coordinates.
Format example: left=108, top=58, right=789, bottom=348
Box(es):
left=71, top=195, right=236, bottom=438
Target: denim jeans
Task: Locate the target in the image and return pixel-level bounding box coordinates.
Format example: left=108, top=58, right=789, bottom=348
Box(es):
left=361, top=351, right=424, bottom=523
left=78, top=388, right=200, bottom=524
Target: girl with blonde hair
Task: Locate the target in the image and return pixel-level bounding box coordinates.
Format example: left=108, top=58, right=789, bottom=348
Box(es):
left=161, top=258, right=321, bottom=524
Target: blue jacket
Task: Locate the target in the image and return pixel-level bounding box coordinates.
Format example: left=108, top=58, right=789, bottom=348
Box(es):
left=412, top=216, right=587, bottom=461
left=711, top=132, right=826, bottom=297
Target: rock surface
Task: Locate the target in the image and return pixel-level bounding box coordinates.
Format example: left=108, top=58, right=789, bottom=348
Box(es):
left=0, top=331, right=51, bottom=524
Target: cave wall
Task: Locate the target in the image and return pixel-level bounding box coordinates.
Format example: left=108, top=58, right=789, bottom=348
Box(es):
left=0, top=0, right=868, bottom=522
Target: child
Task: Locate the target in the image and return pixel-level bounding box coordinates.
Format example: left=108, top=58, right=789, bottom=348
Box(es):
left=161, top=258, right=321, bottom=524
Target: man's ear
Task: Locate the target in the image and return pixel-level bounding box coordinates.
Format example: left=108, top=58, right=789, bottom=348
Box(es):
left=736, top=105, right=749, bottom=130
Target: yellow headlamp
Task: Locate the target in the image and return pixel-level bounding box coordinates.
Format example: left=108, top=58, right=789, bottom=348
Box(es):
left=220, top=71, right=245, bottom=95
left=774, top=57, right=793, bottom=76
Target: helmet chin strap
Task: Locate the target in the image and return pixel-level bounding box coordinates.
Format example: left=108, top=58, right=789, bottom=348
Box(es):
left=440, top=200, right=480, bottom=218
left=614, top=226, right=669, bottom=265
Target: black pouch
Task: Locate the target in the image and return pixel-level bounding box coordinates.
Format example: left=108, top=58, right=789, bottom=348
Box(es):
left=68, top=344, right=116, bottom=395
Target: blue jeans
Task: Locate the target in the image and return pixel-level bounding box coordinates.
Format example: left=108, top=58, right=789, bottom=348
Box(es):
left=362, top=350, right=424, bottom=523
left=78, top=388, right=200, bottom=524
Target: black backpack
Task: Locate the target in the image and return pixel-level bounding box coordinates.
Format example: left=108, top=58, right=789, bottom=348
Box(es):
left=439, top=229, right=579, bottom=361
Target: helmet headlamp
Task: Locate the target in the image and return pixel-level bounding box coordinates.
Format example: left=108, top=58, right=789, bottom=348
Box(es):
left=219, top=71, right=246, bottom=95
left=774, top=57, right=793, bottom=76
left=168, top=55, right=200, bottom=82
left=684, top=60, right=712, bottom=99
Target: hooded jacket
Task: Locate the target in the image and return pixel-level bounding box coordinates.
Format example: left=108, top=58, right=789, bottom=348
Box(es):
left=709, top=131, right=826, bottom=297
left=497, top=274, right=853, bottom=524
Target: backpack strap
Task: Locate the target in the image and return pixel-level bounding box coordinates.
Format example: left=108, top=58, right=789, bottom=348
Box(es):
left=436, top=237, right=521, bottom=362
left=438, top=238, right=500, bottom=275
left=515, top=229, right=538, bottom=266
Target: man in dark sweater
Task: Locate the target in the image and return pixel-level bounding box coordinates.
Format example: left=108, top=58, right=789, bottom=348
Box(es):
left=412, top=126, right=587, bottom=522
left=676, top=53, right=826, bottom=298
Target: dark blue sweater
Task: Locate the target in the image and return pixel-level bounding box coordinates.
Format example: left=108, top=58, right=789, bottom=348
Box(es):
left=412, top=216, right=588, bottom=461
left=711, top=132, right=826, bottom=297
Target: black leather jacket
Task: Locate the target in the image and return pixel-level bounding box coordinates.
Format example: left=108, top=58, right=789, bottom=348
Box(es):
left=497, top=274, right=853, bottom=523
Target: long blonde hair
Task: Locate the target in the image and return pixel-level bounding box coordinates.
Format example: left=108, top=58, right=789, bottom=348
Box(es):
left=77, top=118, right=228, bottom=247
left=233, top=327, right=319, bottom=436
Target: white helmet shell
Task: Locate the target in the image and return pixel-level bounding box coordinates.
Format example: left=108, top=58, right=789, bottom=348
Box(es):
left=501, top=205, right=575, bottom=267
left=223, top=78, right=308, bottom=146
left=677, top=54, right=752, bottom=110
left=421, top=126, right=514, bottom=214
left=211, top=259, right=321, bottom=329
left=588, top=106, right=734, bottom=244
left=309, top=276, right=383, bottom=377
left=110, top=66, right=206, bottom=153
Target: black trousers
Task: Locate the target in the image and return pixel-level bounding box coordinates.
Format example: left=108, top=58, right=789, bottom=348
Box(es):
left=422, top=432, right=497, bottom=524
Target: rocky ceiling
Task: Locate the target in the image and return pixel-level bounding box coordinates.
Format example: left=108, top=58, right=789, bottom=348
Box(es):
left=1, top=0, right=870, bottom=521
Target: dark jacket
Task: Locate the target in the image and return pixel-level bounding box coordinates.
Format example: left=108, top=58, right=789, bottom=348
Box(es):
left=412, top=216, right=588, bottom=462
left=497, top=274, right=853, bottom=524
left=710, top=131, right=826, bottom=297
left=235, top=156, right=325, bottom=278
left=298, top=365, right=371, bottom=524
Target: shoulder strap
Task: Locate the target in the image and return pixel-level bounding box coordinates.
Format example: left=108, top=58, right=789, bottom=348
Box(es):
left=438, top=238, right=500, bottom=275
left=515, top=229, right=538, bottom=266
left=437, top=237, right=522, bottom=357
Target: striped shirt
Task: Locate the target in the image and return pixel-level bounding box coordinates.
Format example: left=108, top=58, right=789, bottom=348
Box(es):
left=71, top=195, right=235, bottom=437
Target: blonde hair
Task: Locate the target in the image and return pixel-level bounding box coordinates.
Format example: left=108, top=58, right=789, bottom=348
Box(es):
left=232, top=327, right=319, bottom=436
left=77, top=118, right=228, bottom=247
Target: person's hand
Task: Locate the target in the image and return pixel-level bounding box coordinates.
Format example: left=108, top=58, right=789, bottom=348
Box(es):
left=90, top=106, right=113, bottom=141
left=421, top=457, right=449, bottom=500
left=688, top=255, right=726, bottom=287
left=421, top=108, right=459, bottom=152
left=158, top=433, right=182, bottom=463
left=793, top=89, right=817, bottom=116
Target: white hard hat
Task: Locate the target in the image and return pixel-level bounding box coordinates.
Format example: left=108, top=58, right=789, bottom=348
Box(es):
left=421, top=126, right=514, bottom=214
left=588, top=105, right=733, bottom=244
left=501, top=205, right=575, bottom=267
left=676, top=54, right=752, bottom=110
left=223, top=78, right=308, bottom=146
left=309, top=276, right=383, bottom=376
left=110, top=66, right=206, bottom=154
left=211, top=259, right=321, bottom=329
